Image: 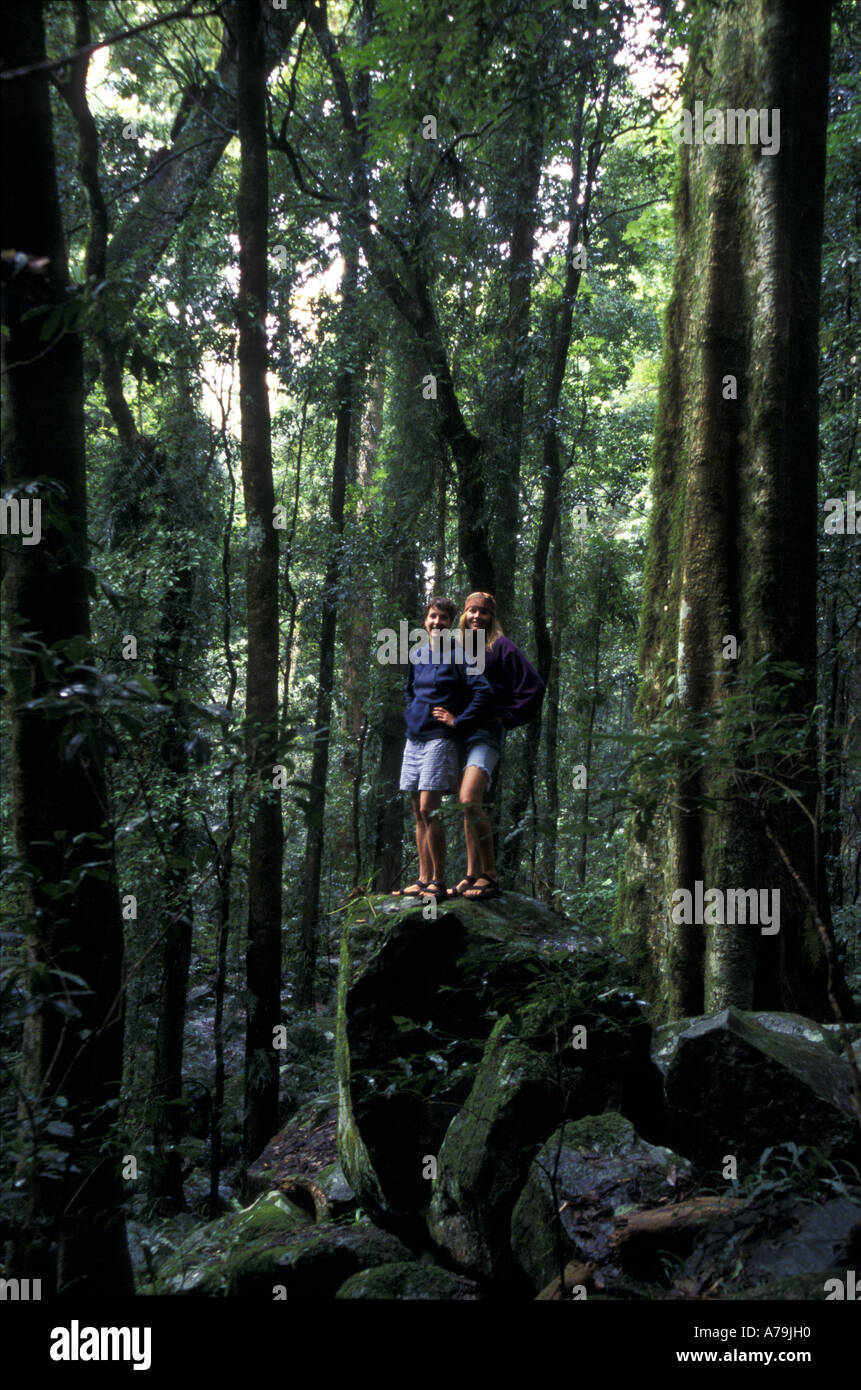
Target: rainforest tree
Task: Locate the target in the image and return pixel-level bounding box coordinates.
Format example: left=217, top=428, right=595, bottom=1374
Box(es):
left=616, top=0, right=851, bottom=1022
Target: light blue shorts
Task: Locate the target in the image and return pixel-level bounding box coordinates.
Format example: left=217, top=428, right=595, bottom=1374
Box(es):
left=463, top=738, right=502, bottom=787
left=399, top=737, right=460, bottom=792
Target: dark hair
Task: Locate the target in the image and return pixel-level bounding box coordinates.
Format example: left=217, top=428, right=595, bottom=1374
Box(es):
left=424, top=595, right=456, bottom=622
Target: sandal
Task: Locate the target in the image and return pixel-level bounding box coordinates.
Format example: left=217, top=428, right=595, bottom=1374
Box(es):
left=420, top=878, right=448, bottom=903
left=447, top=876, right=476, bottom=898
left=461, top=876, right=501, bottom=902
left=394, top=880, right=428, bottom=897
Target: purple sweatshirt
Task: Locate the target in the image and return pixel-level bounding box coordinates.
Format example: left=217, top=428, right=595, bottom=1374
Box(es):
left=467, top=634, right=545, bottom=744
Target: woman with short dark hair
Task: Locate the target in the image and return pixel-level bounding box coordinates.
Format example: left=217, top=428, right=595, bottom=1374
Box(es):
left=397, top=596, right=493, bottom=903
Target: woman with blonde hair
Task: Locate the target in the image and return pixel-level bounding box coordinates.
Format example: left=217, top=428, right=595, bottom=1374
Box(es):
left=432, top=592, right=544, bottom=900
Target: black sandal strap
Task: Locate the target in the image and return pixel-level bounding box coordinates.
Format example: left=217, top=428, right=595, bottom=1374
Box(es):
left=398, top=879, right=429, bottom=896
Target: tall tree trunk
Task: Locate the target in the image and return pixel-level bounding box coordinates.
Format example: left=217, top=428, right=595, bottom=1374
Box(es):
left=617, top=0, right=849, bottom=1021
left=236, top=0, right=283, bottom=1163
left=339, top=355, right=383, bottom=887
left=145, top=264, right=200, bottom=1215
left=280, top=391, right=308, bottom=731
left=209, top=403, right=238, bottom=1217
left=542, top=514, right=563, bottom=900
left=500, top=86, right=599, bottom=881
left=59, top=3, right=203, bottom=1212
left=491, top=98, right=544, bottom=621
left=295, top=239, right=360, bottom=1007
left=433, top=450, right=447, bottom=595
left=578, top=608, right=603, bottom=886
left=372, top=544, right=424, bottom=890
left=1, top=0, right=133, bottom=1294
left=307, top=3, right=495, bottom=595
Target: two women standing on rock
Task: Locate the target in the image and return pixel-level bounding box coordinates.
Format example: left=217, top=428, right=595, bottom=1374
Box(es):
left=397, top=591, right=544, bottom=904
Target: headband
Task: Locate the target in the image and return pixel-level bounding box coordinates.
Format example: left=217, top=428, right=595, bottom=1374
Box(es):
left=464, top=591, right=496, bottom=613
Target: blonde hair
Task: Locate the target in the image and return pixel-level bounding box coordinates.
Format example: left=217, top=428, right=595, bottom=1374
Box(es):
left=459, top=591, right=504, bottom=652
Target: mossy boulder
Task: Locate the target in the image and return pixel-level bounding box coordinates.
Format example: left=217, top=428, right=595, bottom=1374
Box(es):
left=426, top=992, right=656, bottom=1284
left=652, top=1007, right=861, bottom=1172
left=335, top=1261, right=481, bottom=1300
left=150, top=1190, right=312, bottom=1296
left=426, top=1018, right=561, bottom=1284
left=511, top=1113, right=691, bottom=1293
left=226, top=1218, right=413, bottom=1299
left=337, top=895, right=625, bottom=1226
left=337, top=893, right=654, bottom=1252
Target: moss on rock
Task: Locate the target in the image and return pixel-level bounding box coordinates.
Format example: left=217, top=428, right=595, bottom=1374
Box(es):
left=226, top=1219, right=413, bottom=1299
left=335, top=1261, right=481, bottom=1300
left=149, top=1190, right=312, bottom=1296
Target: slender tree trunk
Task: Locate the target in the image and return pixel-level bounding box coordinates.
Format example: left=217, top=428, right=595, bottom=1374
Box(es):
left=578, top=609, right=603, bottom=886
left=373, top=546, right=424, bottom=890
left=500, top=88, right=599, bottom=881
left=434, top=450, right=447, bottom=594
left=209, top=403, right=239, bottom=1217
left=145, top=271, right=200, bottom=1214
left=295, top=239, right=360, bottom=1008
left=491, top=99, right=544, bottom=621
left=236, top=0, right=283, bottom=1163
left=280, top=391, right=308, bottom=731
left=307, top=4, right=495, bottom=595
left=616, top=0, right=849, bottom=1021
left=1, top=0, right=133, bottom=1294
left=543, top=514, right=563, bottom=900
left=339, top=356, right=382, bottom=886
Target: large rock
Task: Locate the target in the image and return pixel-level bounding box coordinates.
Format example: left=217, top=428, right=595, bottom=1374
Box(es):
left=677, top=1185, right=861, bottom=1297
left=426, top=1018, right=561, bottom=1285
left=226, top=1219, right=414, bottom=1299
left=245, top=1094, right=356, bottom=1221
left=337, top=893, right=656, bottom=1259
left=510, top=1113, right=692, bottom=1293
left=338, top=896, right=625, bottom=1224
left=425, top=992, right=656, bottom=1282
left=652, top=1007, right=861, bottom=1172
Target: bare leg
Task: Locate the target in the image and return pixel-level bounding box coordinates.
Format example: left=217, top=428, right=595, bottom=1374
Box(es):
left=413, top=790, right=445, bottom=883
left=459, top=765, right=496, bottom=880
left=419, top=789, right=445, bottom=882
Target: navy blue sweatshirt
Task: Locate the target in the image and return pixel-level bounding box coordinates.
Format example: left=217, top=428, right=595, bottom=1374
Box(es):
left=404, top=640, right=494, bottom=741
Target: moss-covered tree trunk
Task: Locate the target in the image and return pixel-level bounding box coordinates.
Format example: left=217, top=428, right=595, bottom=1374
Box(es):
left=1, top=1, right=133, bottom=1294
left=617, top=0, right=848, bottom=1022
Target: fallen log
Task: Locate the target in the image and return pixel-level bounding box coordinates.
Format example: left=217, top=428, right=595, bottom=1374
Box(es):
left=612, top=1195, right=746, bottom=1267
left=535, top=1261, right=595, bottom=1301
